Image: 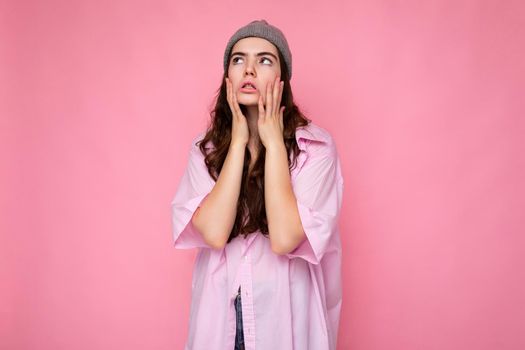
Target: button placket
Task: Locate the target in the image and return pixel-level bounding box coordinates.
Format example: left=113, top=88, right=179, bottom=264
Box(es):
left=239, top=251, right=255, bottom=347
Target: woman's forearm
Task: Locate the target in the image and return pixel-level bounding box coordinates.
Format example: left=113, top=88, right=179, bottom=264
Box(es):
left=191, top=142, right=246, bottom=249
left=264, top=142, right=304, bottom=254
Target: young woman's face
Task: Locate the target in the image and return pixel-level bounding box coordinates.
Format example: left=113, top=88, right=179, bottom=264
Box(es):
left=227, top=37, right=282, bottom=107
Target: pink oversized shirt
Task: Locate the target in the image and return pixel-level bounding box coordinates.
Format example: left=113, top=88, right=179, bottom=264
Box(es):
left=171, top=122, right=344, bottom=350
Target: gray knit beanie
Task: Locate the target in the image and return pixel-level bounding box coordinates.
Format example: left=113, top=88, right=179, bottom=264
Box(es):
left=223, top=19, right=293, bottom=79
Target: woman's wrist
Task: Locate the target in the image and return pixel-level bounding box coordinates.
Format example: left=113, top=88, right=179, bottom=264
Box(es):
left=229, top=140, right=247, bottom=150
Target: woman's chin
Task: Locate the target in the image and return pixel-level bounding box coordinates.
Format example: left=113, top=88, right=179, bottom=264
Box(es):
left=237, top=96, right=259, bottom=107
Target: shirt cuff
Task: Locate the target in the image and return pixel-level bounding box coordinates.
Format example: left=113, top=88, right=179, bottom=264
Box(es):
left=285, top=200, right=335, bottom=265
left=172, top=193, right=212, bottom=249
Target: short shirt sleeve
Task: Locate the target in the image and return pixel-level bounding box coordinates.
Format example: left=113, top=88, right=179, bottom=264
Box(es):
left=285, top=138, right=344, bottom=264
left=170, top=134, right=216, bottom=249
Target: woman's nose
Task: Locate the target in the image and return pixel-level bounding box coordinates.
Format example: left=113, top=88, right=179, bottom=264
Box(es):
left=244, top=61, right=255, bottom=76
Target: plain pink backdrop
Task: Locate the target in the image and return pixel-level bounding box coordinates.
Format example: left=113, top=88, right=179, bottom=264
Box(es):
left=2, top=0, right=524, bottom=349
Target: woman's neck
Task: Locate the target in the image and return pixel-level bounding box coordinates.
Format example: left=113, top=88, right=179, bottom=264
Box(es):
left=245, top=105, right=261, bottom=153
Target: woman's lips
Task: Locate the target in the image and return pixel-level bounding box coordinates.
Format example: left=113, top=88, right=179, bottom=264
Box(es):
left=240, top=85, right=258, bottom=93
left=240, top=86, right=257, bottom=94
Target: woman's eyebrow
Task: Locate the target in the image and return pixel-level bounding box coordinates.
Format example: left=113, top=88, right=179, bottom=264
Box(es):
left=231, top=51, right=278, bottom=61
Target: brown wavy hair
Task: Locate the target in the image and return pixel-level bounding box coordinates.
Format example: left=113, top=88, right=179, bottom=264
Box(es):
left=196, top=48, right=311, bottom=243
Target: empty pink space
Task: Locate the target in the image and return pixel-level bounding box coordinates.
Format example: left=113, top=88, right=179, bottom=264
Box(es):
left=2, top=0, right=524, bottom=349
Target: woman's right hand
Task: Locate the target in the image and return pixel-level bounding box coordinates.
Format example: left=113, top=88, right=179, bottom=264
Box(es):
left=225, top=77, right=249, bottom=147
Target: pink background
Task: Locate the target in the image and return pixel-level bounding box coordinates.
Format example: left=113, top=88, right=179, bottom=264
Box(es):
left=2, top=0, right=524, bottom=349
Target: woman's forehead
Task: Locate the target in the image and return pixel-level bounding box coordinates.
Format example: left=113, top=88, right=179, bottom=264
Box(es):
left=231, top=37, right=278, bottom=55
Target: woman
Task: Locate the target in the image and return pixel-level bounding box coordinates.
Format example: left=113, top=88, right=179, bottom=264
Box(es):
left=171, top=19, right=344, bottom=350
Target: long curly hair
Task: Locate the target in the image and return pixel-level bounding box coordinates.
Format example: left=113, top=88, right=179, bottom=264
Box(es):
left=196, top=48, right=311, bottom=243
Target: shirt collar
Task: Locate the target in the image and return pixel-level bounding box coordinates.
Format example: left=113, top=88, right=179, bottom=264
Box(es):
left=294, top=123, right=329, bottom=150
left=201, top=123, right=328, bottom=151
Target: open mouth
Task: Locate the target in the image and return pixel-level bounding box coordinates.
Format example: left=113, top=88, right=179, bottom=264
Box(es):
left=240, top=82, right=257, bottom=93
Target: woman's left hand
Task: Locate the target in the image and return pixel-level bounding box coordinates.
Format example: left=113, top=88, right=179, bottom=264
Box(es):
left=258, top=76, right=285, bottom=150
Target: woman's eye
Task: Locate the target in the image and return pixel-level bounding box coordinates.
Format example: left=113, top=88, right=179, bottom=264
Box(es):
left=231, top=56, right=272, bottom=65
